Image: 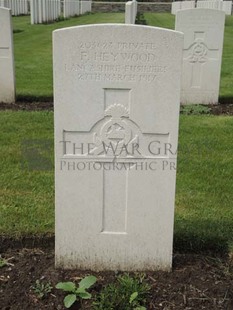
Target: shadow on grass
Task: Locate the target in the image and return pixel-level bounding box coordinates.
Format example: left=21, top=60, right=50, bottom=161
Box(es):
left=0, top=234, right=55, bottom=252
left=16, top=94, right=53, bottom=103
left=219, top=96, right=233, bottom=104
left=174, top=232, right=229, bottom=257
left=16, top=94, right=233, bottom=105
left=13, top=29, right=24, bottom=34
left=0, top=230, right=230, bottom=257
left=174, top=218, right=231, bottom=256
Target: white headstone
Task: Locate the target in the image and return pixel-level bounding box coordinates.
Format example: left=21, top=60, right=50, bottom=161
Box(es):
left=0, top=0, right=6, bottom=8
left=0, top=0, right=29, bottom=16
left=222, top=1, right=232, bottom=15
left=80, top=0, right=91, bottom=14
left=64, top=0, right=80, bottom=18
left=171, top=1, right=181, bottom=15
left=176, top=9, right=225, bottom=104
left=53, top=24, right=183, bottom=271
left=181, top=1, right=195, bottom=10
left=171, top=1, right=195, bottom=15
left=0, top=7, right=15, bottom=103
left=30, top=0, right=61, bottom=24
left=197, top=0, right=223, bottom=10
left=125, top=1, right=137, bottom=24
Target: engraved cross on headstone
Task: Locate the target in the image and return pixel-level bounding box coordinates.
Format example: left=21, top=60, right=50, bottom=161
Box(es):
left=183, top=32, right=219, bottom=88
left=61, top=89, right=169, bottom=235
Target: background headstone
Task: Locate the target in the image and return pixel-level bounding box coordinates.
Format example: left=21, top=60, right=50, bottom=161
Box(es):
left=0, top=7, right=15, bottom=103
left=63, top=0, right=80, bottom=18
left=0, top=0, right=29, bottom=16
left=222, top=1, right=232, bottom=15
left=80, top=0, right=92, bottom=15
left=197, top=0, right=223, bottom=10
left=125, top=0, right=137, bottom=24
left=54, top=24, right=183, bottom=271
left=176, top=9, right=225, bottom=104
left=171, top=1, right=181, bottom=15
left=30, top=0, right=61, bottom=24
left=171, top=1, right=195, bottom=15
left=196, top=0, right=232, bottom=15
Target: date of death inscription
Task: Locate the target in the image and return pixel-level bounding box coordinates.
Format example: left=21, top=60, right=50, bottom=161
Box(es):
left=64, top=41, right=168, bottom=83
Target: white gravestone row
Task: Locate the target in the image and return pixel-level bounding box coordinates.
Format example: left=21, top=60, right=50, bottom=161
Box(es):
left=30, top=0, right=91, bottom=22
left=171, top=1, right=195, bottom=15
left=197, top=0, right=232, bottom=15
left=125, top=0, right=137, bottom=24
left=172, top=0, right=232, bottom=15
left=30, top=0, right=61, bottom=24
left=176, top=9, right=225, bottom=104
left=64, top=0, right=92, bottom=18
left=197, top=0, right=222, bottom=10
left=80, top=0, right=91, bottom=15
left=63, top=0, right=80, bottom=18
left=53, top=24, right=183, bottom=271
left=0, top=0, right=29, bottom=16
left=222, top=1, right=232, bottom=15
left=171, top=1, right=181, bottom=15
left=0, top=7, right=15, bottom=103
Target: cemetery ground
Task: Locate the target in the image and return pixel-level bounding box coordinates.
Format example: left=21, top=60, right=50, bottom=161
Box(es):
left=0, top=12, right=233, bottom=310
left=12, top=13, right=233, bottom=101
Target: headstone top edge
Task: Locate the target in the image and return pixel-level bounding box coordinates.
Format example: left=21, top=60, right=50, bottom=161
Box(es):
left=53, top=23, right=184, bottom=37
left=176, top=8, right=226, bottom=16
left=0, top=7, right=11, bottom=13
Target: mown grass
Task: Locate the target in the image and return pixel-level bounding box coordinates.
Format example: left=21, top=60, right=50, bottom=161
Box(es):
left=13, top=13, right=233, bottom=101
left=3, top=13, right=233, bottom=253
left=0, top=111, right=54, bottom=236
left=13, top=13, right=124, bottom=100
left=175, top=115, right=233, bottom=253
left=0, top=111, right=232, bottom=253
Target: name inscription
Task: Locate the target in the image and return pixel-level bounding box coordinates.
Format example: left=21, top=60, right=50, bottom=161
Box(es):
left=65, top=41, right=167, bottom=83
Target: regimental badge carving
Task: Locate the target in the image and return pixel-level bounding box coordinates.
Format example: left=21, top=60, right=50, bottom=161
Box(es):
left=62, top=103, right=170, bottom=159
left=93, top=104, right=141, bottom=157
left=187, top=39, right=208, bottom=64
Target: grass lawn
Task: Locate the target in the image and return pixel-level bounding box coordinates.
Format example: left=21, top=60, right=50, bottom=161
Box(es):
left=13, top=13, right=125, bottom=100
left=13, top=13, right=233, bottom=101
left=0, top=111, right=232, bottom=253
left=2, top=13, right=233, bottom=254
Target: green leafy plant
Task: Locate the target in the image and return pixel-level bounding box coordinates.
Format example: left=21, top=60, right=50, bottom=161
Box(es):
left=129, top=291, right=147, bottom=310
left=135, top=12, right=147, bottom=25
left=0, top=256, right=14, bottom=268
left=55, top=15, right=67, bottom=22
left=32, top=280, right=53, bottom=299
left=180, top=104, right=211, bottom=115
left=13, top=29, right=24, bottom=34
left=56, top=275, right=97, bottom=308
left=93, top=273, right=150, bottom=310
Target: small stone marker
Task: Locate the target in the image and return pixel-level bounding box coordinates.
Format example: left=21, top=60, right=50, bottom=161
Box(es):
left=54, top=24, right=183, bottom=271
left=176, top=9, right=225, bottom=104
left=125, top=0, right=137, bottom=24
left=0, top=7, right=15, bottom=103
